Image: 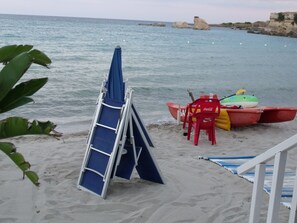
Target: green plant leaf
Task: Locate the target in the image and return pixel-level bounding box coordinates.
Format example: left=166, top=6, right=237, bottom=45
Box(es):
left=0, top=45, right=17, bottom=63
left=19, top=161, right=31, bottom=172
left=0, top=78, right=48, bottom=113
left=0, top=142, right=16, bottom=155
left=0, top=44, right=56, bottom=187
left=0, top=45, right=33, bottom=64
left=0, top=117, right=27, bottom=138
left=29, top=49, right=52, bottom=67
left=0, top=142, right=28, bottom=171
left=0, top=117, right=60, bottom=139
left=28, top=120, right=58, bottom=135
left=25, top=171, right=40, bottom=186
left=0, top=97, right=34, bottom=114
left=10, top=152, right=26, bottom=166
left=14, top=78, right=48, bottom=96
left=0, top=142, right=39, bottom=186
left=0, top=52, right=32, bottom=101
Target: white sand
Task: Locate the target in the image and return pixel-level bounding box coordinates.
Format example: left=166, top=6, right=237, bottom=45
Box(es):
left=1, top=120, right=297, bottom=223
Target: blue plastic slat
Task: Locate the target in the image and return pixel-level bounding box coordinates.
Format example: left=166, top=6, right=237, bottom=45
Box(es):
left=87, top=150, right=110, bottom=176
left=80, top=170, right=104, bottom=196
left=79, top=98, right=124, bottom=197
left=92, top=126, right=116, bottom=154
left=98, top=106, right=121, bottom=129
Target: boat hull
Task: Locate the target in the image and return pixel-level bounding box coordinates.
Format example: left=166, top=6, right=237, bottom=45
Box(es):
left=258, top=106, right=297, bottom=123
left=166, top=102, right=187, bottom=123
left=166, top=102, right=262, bottom=129
left=166, top=102, right=297, bottom=127
left=226, top=108, right=262, bottom=127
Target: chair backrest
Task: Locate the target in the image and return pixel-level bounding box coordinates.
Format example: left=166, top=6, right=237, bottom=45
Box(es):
left=198, top=98, right=220, bottom=115
left=189, top=97, right=221, bottom=118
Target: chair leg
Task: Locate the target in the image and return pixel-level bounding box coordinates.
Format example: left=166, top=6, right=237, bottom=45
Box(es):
left=211, top=128, right=216, bottom=145
left=187, top=120, right=192, bottom=140
left=189, top=121, right=217, bottom=145
left=194, top=123, right=201, bottom=146
left=207, top=129, right=212, bottom=141
left=205, top=127, right=216, bottom=145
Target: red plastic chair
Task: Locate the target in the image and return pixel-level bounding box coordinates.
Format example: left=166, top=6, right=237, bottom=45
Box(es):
left=183, top=94, right=218, bottom=129
left=186, top=97, right=220, bottom=145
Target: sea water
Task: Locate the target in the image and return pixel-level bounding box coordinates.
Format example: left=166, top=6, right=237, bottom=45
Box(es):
left=1, top=14, right=297, bottom=133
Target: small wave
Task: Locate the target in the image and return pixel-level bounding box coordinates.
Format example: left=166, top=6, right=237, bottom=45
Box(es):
left=1, top=34, right=20, bottom=38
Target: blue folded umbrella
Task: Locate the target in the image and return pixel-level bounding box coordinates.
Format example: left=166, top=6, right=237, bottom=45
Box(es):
left=105, top=46, right=124, bottom=102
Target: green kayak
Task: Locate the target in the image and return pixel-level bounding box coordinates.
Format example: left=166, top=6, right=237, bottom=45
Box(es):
left=220, top=95, right=259, bottom=108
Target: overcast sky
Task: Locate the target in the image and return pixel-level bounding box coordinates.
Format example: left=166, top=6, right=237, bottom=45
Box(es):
left=1, top=0, right=297, bottom=23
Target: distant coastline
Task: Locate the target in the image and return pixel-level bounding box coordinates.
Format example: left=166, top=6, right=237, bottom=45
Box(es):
left=138, top=12, right=297, bottom=39
left=2, top=12, right=297, bottom=38
left=211, top=12, right=297, bottom=38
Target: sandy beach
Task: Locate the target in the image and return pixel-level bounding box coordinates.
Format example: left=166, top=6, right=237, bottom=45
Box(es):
left=1, top=119, right=297, bottom=223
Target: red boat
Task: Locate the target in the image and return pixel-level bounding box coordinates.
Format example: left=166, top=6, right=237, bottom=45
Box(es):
left=166, top=102, right=297, bottom=129
left=166, top=102, right=187, bottom=123
left=226, top=108, right=263, bottom=127
left=166, top=102, right=263, bottom=129
left=258, top=106, right=297, bottom=123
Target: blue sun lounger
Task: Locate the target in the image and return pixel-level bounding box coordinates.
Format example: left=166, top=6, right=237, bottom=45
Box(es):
left=77, top=47, right=164, bottom=198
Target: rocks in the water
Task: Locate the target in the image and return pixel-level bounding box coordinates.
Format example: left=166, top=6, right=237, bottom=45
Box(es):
left=172, top=21, right=190, bottom=29
left=172, top=16, right=209, bottom=30
left=138, top=22, right=166, bottom=27
left=193, top=16, right=209, bottom=30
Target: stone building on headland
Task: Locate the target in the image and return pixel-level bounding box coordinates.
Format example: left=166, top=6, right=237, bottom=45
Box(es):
left=172, top=16, right=209, bottom=30
left=248, top=12, right=297, bottom=38
left=267, top=12, right=297, bottom=37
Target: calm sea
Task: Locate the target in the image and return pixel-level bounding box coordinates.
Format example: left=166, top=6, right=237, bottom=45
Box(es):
left=1, top=14, right=297, bottom=133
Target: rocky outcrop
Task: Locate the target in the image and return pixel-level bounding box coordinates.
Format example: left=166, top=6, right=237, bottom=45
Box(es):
left=212, top=12, right=297, bottom=38
left=252, top=21, right=269, bottom=29
left=172, top=21, right=190, bottom=29
left=138, top=22, right=166, bottom=27
left=266, top=12, right=297, bottom=37
left=193, top=16, right=209, bottom=30
left=172, top=16, right=209, bottom=30
left=248, top=12, right=297, bottom=38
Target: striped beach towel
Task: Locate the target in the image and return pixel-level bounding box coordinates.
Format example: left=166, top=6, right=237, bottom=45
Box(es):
left=199, top=155, right=295, bottom=208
